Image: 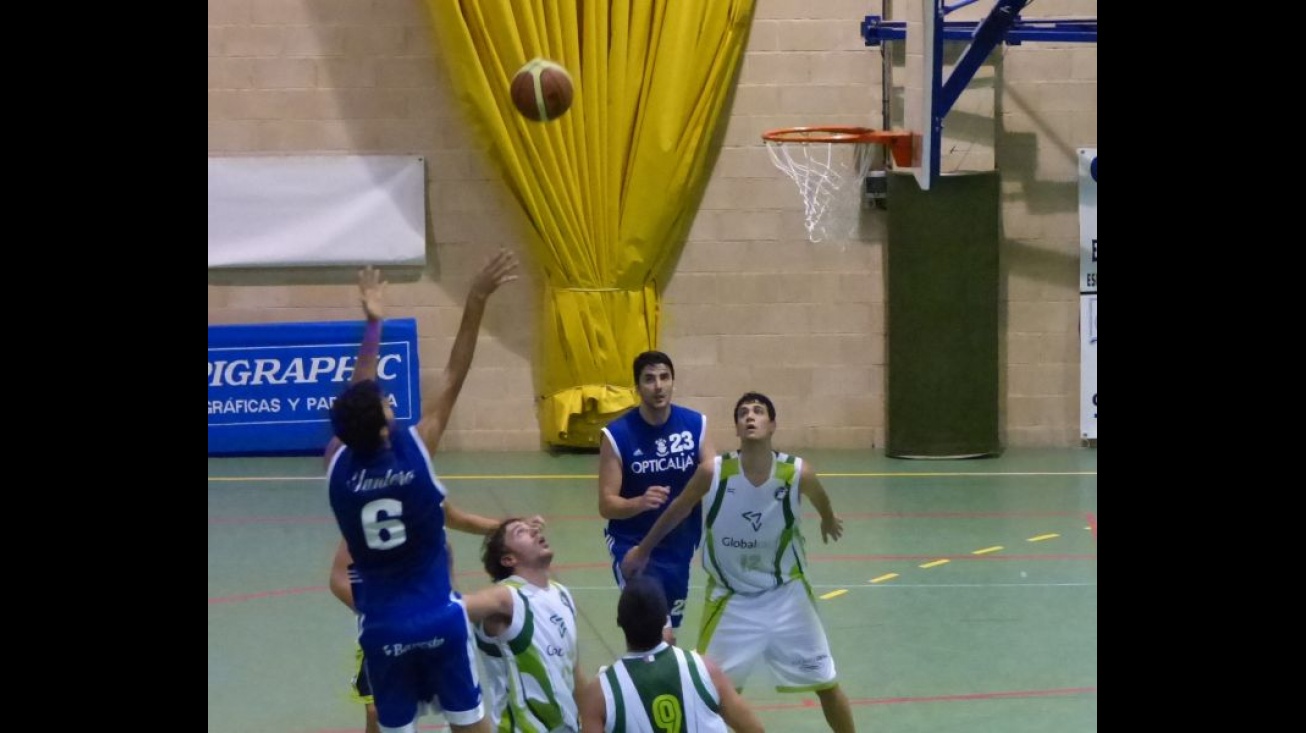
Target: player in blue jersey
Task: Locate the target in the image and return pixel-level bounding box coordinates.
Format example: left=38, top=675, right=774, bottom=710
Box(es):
left=598, top=350, right=715, bottom=643
left=326, top=251, right=519, bottom=733
left=330, top=513, right=544, bottom=733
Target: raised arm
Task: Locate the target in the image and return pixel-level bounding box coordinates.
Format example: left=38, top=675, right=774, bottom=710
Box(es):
left=706, top=656, right=765, bottom=733
left=460, top=584, right=515, bottom=628
left=444, top=500, right=503, bottom=536
left=620, top=460, right=714, bottom=578
left=415, top=249, right=519, bottom=454
left=597, top=432, right=668, bottom=520
left=324, top=266, right=387, bottom=465
left=799, top=460, right=844, bottom=544
left=444, top=501, right=543, bottom=537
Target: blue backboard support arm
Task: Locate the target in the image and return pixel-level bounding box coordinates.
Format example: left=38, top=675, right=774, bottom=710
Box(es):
left=858, top=1, right=1096, bottom=188
left=938, top=0, right=1025, bottom=117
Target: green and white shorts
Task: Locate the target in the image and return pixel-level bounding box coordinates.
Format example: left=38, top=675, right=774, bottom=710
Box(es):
left=697, top=578, right=837, bottom=692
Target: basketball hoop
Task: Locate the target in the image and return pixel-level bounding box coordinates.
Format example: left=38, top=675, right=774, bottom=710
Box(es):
left=762, top=126, right=913, bottom=243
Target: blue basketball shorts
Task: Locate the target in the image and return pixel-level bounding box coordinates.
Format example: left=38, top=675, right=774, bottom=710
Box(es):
left=359, top=600, right=484, bottom=729
left=608, top=541, right=692, bottom=629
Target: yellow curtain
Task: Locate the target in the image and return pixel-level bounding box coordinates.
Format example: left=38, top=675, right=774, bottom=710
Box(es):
left=425, top=0, right=756, bottom=449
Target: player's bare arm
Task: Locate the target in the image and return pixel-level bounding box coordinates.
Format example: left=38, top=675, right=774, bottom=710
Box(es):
left=460, top=584, right=515, bottom=630
left=620, top=460, right=713, bottom=577
left=445, top=505, right=543, bottom=536
left=597, top=433, right=669, bottom=519
left=697, top=428, right=717, bottom=468
left=578, top=676, right=606, bottom=732
left=415, top=248, right=519, bottom=454
left=444, top=501, right=501, bottom=535
left=572, top=653, right=589, bottom=720
left=707, top=656, right=765, bottom=733
left=324, top=265, right=388, bottom=465
left=328, top=538, right=356, bottom=612
left=352, top=265, right=386, bottom=381
left=800, top=462, right=844, bottom=543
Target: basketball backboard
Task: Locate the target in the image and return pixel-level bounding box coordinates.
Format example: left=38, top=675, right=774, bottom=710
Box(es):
left=903, top=0, right=942, bottom=190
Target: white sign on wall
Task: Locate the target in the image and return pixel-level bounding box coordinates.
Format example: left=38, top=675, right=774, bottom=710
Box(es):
left=1079, top=148, right=1097, bottom=440
left=208, top=155, right=427, bottom=269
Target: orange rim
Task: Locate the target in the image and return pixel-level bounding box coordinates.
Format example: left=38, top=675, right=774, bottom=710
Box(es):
left=762, top=126, right=914, bottom=167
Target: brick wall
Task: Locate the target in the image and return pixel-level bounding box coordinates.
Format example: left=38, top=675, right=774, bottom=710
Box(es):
left=208, top=0, right=1098, bottom=450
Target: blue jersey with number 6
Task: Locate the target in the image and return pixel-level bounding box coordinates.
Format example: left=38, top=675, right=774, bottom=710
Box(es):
left=327, top=425, right=453, bottom=620
left=327, top=425, right=483, bottom=726
left=602, top=405, right=707, bottom=565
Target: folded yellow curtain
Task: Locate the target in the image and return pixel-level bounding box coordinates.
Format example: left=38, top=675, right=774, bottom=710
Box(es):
left=425, top=0, right=755, bottom=448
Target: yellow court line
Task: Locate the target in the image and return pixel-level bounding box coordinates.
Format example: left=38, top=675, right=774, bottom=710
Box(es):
left=869, top=573, right=900, bottom=584
left=820, top=471, right=1095, bottom=478
left=207, top=474, right=597, bottom=482
left=208, top=476, right=322, bottom=482
left=919, top=559, right=950, bottom=569
left=1027, top=533, right=1060, bottom=542
left=972, top=546, right=1004, bottom=555
left=209, top=470, right=1096, bottom=482
left=819, top=589, right=849, bottom=600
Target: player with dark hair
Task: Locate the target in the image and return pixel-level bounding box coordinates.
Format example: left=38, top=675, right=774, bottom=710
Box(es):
left=578, top=576, right=763, bottom=733
left=330, top=508, right=543, bottom=733
left=598, top=350, right=715, bottom=642
left=326, top=251, right=518, bottom=733
left=461, top=518, right=585, bottom=732
left=622, top=391, right=855, bottom=732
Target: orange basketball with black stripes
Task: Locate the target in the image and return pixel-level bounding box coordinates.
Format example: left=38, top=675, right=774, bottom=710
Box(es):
left=510, top=58, right=573, bottom=122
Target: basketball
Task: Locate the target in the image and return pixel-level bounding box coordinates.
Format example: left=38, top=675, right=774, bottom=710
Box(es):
left=510, top=58, right=573, bottom=122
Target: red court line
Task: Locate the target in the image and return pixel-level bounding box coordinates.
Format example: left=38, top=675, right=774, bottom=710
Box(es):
left=832, top=511, right=1079, bottom=519
left=309, top=721, right=449, bottom=726
left=209, top=510, right=1079, bottom=526
left=755, top=686, right=1097, bottom=711
left=1086, top=512, right=1097, bottom=542
left=209, top=555, right=1091, bottom=605
left=209, top=516, right=333, bottom=525
left=209, top=586, right=326, bottom=605
left=304, top=686, right=1097, bottom=731
left=810, top=553, right=1095, bottom=562
left=208, top=564, right=614, bottom=605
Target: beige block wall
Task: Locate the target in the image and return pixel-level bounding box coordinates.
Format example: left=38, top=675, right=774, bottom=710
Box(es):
left=208, top=0, right=1097, bottom=451
left=996, top=4, right=1097, bottom=447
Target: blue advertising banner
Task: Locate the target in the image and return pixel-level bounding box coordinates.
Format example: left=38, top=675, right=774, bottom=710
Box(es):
left=208, top=319, right=421, bottom=456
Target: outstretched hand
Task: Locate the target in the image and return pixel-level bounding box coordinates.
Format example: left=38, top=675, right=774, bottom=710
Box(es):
left=470, top=248, right=520, bottom=300
left=358, top=266, right=386, bottom=320
left=820, top=515, right=844, bottom=544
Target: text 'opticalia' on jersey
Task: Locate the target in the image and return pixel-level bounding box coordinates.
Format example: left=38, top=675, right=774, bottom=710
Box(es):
left=601, top=404, right=708, bottom=562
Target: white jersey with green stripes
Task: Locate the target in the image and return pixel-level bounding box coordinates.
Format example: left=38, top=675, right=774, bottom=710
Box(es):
left=598, top=642, right=727, bottom=733
left=701, top=451, right=807, bottom=595
left=475, top=576, right=580, bottom=733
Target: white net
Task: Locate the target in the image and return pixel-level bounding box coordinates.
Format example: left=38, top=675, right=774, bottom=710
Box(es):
left=765, top=132, right=875, bottom=244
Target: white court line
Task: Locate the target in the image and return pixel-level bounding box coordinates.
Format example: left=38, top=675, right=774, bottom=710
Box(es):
left=208, top=470, right=1096, bottom=483
left=562, top=582, right=1096, bottom=591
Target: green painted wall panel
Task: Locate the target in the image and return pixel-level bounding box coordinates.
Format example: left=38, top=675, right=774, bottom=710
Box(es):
left=886, top=171, right=1001, bottom=458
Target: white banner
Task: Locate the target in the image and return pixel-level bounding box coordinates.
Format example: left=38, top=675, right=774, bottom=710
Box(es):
left=1079, top=148, right=1097, bottom=440
left=1080, top=294, right=1096, bottom=439
left=208, top=155, right=427, bottom=269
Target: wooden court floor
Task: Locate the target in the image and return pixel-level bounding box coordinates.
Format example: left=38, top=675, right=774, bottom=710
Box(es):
left=208, top=448, right=1097, bottom=732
